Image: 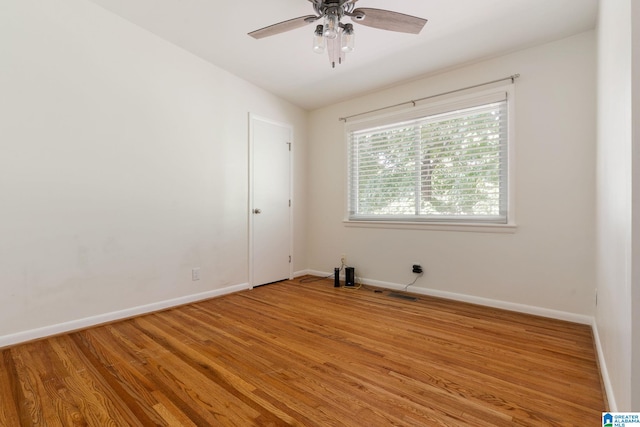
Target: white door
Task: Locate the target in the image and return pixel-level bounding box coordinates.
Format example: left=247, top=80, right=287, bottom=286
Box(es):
left=249, top=114, right=292, bottom=287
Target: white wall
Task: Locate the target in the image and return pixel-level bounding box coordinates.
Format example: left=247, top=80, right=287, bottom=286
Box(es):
left=308, top=31, right=596, bottom=319
left=595, top=0, right=640, bottom=411
left=0, top=0, right=307, bottom=343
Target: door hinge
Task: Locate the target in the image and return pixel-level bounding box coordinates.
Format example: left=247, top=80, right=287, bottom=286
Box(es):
left=289, top=199, right=291, bottom=207
left=289, top=255, right=292, bottom=263
left=286, top=142, right=291, bottom=151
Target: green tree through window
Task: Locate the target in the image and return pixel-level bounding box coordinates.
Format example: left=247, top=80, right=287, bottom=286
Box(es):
left=348, top=98, right=508, bottom=223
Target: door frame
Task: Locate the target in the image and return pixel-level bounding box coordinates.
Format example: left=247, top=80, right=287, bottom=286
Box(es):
left=248, top=113, right=294, bottom=289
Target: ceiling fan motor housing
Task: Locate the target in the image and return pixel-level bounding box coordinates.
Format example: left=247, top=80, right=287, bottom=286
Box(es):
left=313, top=0, right=357, bottom=20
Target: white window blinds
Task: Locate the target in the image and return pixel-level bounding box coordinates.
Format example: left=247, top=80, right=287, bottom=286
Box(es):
left=347, top=91, right=509, bottom=223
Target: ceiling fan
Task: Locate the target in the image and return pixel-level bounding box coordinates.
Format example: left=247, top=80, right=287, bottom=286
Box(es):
left=248, top=0, right=427, bottom=68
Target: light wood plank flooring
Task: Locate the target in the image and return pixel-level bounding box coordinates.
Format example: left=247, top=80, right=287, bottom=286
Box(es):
left=1, top=277, right=606, bottom=426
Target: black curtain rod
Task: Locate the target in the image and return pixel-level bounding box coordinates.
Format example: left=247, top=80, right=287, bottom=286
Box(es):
left=339, top=73, right=520, bottom=122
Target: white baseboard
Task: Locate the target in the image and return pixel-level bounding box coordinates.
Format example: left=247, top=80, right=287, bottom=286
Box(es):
left=306, top=269, right=332, bottom=278
left=591, top=320, right=617, bottom=411
left=0, top=282, right=250, bottom=349
left=308, top=270, right=593, bottom=325
left=293, top=269, right=313, bottom=278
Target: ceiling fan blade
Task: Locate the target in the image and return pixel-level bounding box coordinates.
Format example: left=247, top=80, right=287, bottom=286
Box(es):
left=249, top=15, right=319, bottom=39
left=351, top=8, right=427, bottom=34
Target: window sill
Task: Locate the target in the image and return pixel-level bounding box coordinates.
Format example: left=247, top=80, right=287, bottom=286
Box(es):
left=343, top=220, right=517, bottom=234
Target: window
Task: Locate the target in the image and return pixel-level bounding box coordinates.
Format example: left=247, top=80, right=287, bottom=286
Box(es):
left=347, top=88, right=512, bottom=226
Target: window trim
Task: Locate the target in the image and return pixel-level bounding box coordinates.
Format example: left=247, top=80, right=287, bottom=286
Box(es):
left=342, top=219, right=517, bottom=233
left=344, top=85, right=516, bottom=231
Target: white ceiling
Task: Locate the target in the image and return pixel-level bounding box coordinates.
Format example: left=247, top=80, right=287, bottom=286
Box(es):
left=86, top=0, right=598, bottom=110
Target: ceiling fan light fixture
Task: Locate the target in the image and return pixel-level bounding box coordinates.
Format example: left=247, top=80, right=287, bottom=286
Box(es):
left=341, top=23, right=355, bottom=52
left=323, top=9, right=339, bottom=39
left=313, top=25, right=326, bottom=53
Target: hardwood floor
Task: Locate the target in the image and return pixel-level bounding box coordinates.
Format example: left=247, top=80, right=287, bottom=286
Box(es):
left=1, top=277, right=606, bottom=426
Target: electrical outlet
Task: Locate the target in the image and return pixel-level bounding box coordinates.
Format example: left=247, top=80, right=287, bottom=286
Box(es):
left=192, top=267, right=201, bottom=281
left=412, top=264, right=423, bottom=274
left=341, top=254, right=347, bottom=266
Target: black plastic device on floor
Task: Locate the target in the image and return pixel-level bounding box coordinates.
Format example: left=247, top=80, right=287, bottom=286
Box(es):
left=345, top=267, right=355, bottom=287
left=334, top=268, right=340, bottom=287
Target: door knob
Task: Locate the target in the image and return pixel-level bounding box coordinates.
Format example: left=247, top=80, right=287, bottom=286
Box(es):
left=253, top=208, right=262, bottom=214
